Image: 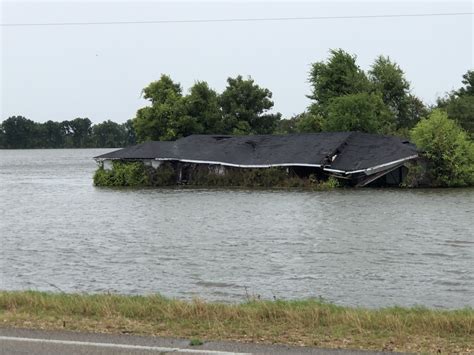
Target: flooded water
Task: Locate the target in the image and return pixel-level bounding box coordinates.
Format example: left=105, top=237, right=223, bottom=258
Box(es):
left=1, top=149, right=473, bottom=308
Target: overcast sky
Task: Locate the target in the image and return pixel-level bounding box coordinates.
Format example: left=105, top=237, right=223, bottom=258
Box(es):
left=1, top=0, right=473, bottom=123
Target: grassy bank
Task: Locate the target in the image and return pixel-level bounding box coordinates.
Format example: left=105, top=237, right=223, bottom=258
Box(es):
left=1, top=291, right=472, bottom=353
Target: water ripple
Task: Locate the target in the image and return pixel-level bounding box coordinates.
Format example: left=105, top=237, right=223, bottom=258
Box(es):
left=1, top=149, right=473, bottom=309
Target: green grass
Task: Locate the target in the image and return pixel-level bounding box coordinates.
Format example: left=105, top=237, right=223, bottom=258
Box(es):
left=0, top=291, right=472, bottom=353
left=189, top=338, right=204, bottom=346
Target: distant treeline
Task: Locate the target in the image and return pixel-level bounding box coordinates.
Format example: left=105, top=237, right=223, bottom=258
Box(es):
left=0, top=118, right=136, bottom=149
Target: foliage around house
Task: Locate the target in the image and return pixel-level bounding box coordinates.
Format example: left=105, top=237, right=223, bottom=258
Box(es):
left=410, top=110, right=474, bottom=187
left=94, top=161, right=150, bottom=187
left=94, top=162, right=340, bottom=190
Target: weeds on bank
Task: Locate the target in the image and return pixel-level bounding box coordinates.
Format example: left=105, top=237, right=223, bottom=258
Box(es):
left=0, top=291, right=472, bottom=353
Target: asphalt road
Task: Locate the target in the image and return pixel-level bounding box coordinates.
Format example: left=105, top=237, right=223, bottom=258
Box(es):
left=0, top=328, right=407, bottom=355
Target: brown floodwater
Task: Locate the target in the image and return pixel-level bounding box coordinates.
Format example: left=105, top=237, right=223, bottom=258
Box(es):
left=1, top=149, right=473, bottom=308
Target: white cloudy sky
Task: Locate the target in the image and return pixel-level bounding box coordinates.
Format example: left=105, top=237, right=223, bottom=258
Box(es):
left=1, top=0, right=473, bottom=123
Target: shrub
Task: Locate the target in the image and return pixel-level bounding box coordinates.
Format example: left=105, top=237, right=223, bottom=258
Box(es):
left=190, top=166, right=287, bottom=187
left=94, top=162, right=341, bottom=189
left=190, top=166, right=339, bottom=189
left=146, top=162, right=176, bottom=186
left=410, top=110, right=474, bottom=187
left=94, top=161, right=149, bottom=186
left=317, top=176, right=340, bottom=190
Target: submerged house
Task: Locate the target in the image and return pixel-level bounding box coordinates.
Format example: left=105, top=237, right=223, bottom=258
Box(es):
left=94, top=132, right=419, bottom=187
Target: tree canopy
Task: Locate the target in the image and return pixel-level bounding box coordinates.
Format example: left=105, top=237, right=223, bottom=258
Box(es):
left=307, top=50, right=427, bottom=134
left=184, top=81, right=222, bottom=134
left=323, top=93, right=395, bottom=133
left=437, top=69, right=474, bottom=136
left=457, top=70, right=474, bottom=97
left=0, top=117, right=136, bottom=149
left=308, top=49, right=369, bottom=112
left=1, top=116, right=37, bottom=149
left=410, top=110, right=474, bottom=187
left=219, top=75, right=281, bottom=135
left=133, top=75, right=185, bottom=141
left=132, top=74, right=281, bottom=142
left=369, top=56, right=426, bottom=129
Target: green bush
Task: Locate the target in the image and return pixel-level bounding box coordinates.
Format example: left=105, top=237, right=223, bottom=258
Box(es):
left=317, top=176, right=340, bottom=190
left=190, top=167, right=289, bottom=187
left=94, top=161, right=341, bottom=189
left=94, top=161, right=149, bottom=186
left=147, top=162, right=177, bottom=186
left=410, top=110, right=474, bottom=187
left=190, top=166, right=339, bottom=189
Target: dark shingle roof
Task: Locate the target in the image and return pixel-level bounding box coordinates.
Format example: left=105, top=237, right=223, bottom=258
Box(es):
left=95, top=141, right=179, bottom=160
left=171, top=133, right=352, bottom=166
left=326, top=132, right=418, bottom=172
left=95, top=132, right=418, bottom=174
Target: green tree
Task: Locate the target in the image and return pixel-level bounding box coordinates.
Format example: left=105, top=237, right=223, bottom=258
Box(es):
left=133, top=75, right=187, bottom=142
left=134, top=75, right=281, bottom=140
left=68, top=117, right=92, bottom=148
left=0, top=124, right=5, bottom=148
left=92, top=120, right=127, bottom=147
left=438, top=70, right=474, bottom=136
left=322, top=93, right=395, bottom=133
left=369, top=56, right=408, bottom=106
left=308, top=50, right=427, bottom=134
left=142, top=75, right=182, bottom=105
left=60, top=120, right=74, bottom=148
left=295, top=112, right=322, bottom=133
left=0, top=117, right=135, bottom=148
left=40, top=120, right=66, bottom=148
left=275, top=112, right=322, bottom=134
left=1, top=116, right=37, bottom=148
left=122, top=119, right=137, bottom=146
left=397, top=95, right=428, bottom=130
left=275, top=116, right=300, bottom=134
left=456, top=70, right=474, bottom=97
left=308, top=49, right=369, bottom=114
left=185, top=81, right=222, bottom=134
left=369, top=56, right=425, bottom=129
left=219, top=75, right=281, bottom=135
left=167, top=113, right=203, bottom=139
left=445, top=96, right=474, bottom=135
left=410, top=110, right=474, bottom=187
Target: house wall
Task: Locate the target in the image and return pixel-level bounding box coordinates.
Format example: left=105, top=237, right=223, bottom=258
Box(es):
left=367, top=166, right=409, bottom=187
left=143, top=160, right=162, bottom=169
left=103, top=160, right=113, bottom=171
left=209, top=164, right=226, bottom=176
left=290, top=166, right=326, bottom=179
left=151, top=160, right=162, bottom=169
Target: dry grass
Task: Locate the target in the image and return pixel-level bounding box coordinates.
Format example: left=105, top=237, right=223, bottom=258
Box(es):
left=1, top=291, right=472, bottom=353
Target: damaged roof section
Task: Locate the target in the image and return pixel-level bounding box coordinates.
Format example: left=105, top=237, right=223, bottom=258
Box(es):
left=94, top=132, right=418, bottom=177
left=324, top=133, right=418, bottom=173
left=168, top=132, right=353, bottom=167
